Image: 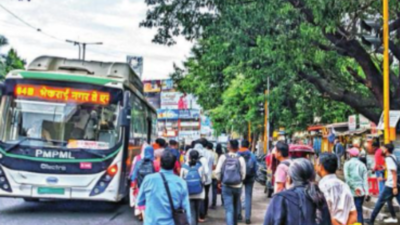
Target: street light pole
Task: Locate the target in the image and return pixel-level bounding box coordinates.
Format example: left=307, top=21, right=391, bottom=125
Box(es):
left=383, top=0, right=390, bottom=144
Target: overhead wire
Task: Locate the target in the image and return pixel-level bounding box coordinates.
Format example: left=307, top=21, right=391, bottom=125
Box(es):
left=0, top=2, right=65, bottom=42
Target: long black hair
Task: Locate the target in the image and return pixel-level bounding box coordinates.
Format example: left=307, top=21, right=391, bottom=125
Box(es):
left=189, top=150, right=200, bottom=167
left=288, top=158, right=325, bottom=209
left=216, top=144, right=223, bottom=156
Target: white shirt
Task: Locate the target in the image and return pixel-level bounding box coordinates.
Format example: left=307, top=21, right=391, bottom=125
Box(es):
left=215, top=152, right=246, bottom=188
left=318, top=174, right=356, bottom=225
left=385, top=156, right=397, bottom=188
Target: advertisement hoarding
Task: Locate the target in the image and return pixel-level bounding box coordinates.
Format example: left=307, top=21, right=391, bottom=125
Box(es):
left=144, top=92, right=161, bottom=109
left=126, top=56, right=143, bottom=78
left=143, top=80, right=161, bottom=93
left=157, top=109, right=200, bottom=119
left=161, top=92, right=201, bottom=109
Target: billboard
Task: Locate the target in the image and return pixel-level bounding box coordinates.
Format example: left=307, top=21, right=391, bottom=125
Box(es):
left=143, top=80, right=161, bottom=93
left=157, top=109, right=200, bottom=119
left=126, top=56, right=143, bottom=78
left=161, top=92, right=201, bottom=109
left=145, top=92, right=161, bottom=109
left=161, top=79, right=175, bottom=91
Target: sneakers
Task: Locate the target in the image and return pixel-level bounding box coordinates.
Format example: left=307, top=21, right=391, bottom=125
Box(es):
left=383, top=217, right=398, bottom=223
left=238, top=215, right=243, bottom=221
left=245, top=219, right=251, bottom=224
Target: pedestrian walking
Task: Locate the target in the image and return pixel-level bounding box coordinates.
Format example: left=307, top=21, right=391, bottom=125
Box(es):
left=136, top=151, right=191, bottom=225
left=316, top=153, right=358, bottom=225
left=273, top=141, right=291, bottom=193
left=214, top=143, right=224, bottom=206
left=208, top=142, right=219, bottom=210
left=181, top=150, right=206, bottom=225
left=153, top=138, right=167, bottom=158
left=196, top=139, right=214, bottom=221
left=344, top=148, right=369, bottom=225
left=333, top=138, right=344, bottom=170
left=263, top=158, right=332, bottom=225
left=373, top=142, right=386, bottom=193
left=215, top=139, right=246, bottom=225
left=238, top=139, right=258, bottom=224
left=167, top=139, right=182, bottom=175
left=366, top=143, right=400, bottom=225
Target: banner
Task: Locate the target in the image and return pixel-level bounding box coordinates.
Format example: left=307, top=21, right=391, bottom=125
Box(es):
left=161, top=92, right=201, bottom=109
left=126, top=56, right=143, bottom=78
left=145, top=92, right=161, bottom=109
left=143, top=80, right=161, bottom=93
left=160, top=79, right=175, bottom=91
left=348, top=115, right=357, bottom=131
left=157, top=109, right=200, bottom=119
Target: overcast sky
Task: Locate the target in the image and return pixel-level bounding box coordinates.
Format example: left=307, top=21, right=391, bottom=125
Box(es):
left=0, top=0, right=193, bottom=80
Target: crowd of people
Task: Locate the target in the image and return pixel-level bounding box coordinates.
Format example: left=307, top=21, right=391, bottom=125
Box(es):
left=129, top=138, right=258, bottom=225
left=128, top=137, right=400, bottom=225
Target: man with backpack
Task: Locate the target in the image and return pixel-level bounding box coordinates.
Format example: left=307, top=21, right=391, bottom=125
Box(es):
left=130, top=146, right=160, bottom=220
left=366, top=143, right=400, bottom=225
left=215, top=139, right=246, bottom=225
left=181, top=150, right=207, bottom=225
left=237, top=139, right=258, bottom=224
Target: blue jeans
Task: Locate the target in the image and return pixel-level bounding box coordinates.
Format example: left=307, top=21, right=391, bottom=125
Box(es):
left=222, top=186, right=242, bottom=225
left=238, top=181, right=254, bottom=221
left=370, top=186, right=400, bottom=222
left=190, top=199, right=200, bottom=225
left=354, top=197, right=364, bottom=224
left=375, top=170, right=386, bottom=194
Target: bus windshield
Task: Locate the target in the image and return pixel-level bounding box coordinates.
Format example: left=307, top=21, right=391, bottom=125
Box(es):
left=0, top=96, right=121, bottom=150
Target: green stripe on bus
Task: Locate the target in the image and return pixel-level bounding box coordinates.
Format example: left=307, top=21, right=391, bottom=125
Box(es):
left=19, top=71, right=119, bottom=86
left=0, top=147, right=121, bottom=163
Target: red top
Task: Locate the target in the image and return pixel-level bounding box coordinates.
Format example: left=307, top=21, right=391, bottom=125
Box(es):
left=374, top=148, right=385, bottom=171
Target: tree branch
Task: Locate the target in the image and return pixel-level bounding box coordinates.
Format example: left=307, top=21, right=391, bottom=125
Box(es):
left=298, top=71, right=380, bottom=122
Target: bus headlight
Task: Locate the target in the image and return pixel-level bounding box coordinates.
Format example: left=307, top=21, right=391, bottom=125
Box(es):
left=90, top=164, right=118, bottom=196
left=0, top=167, right=12, bottom=193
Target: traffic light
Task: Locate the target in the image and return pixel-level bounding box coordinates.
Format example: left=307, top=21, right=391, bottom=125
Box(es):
left=361, top=19, right=382, bottom=51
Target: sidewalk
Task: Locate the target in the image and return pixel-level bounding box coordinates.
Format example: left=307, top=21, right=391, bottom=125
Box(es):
left=204, top=183, right=270, bottom=225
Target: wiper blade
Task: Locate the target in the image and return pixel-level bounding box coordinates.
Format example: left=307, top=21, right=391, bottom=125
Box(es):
left=5, top=137, right=67, bottom=152
left=71, top=148, right=105, bottom=158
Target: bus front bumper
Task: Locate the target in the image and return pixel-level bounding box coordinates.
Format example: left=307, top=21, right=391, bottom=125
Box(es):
left=0, top=166, right=122, bottom=202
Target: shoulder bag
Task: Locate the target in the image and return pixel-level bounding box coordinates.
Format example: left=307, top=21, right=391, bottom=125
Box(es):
left=160, top=173, right=190, bottom=225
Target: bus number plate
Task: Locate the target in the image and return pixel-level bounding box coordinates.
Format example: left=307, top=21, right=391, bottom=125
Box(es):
left=37, top=187, right=65, bottom=195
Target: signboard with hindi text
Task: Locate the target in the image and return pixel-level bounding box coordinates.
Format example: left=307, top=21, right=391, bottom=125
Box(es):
left=15, top=84, right=110, bottom=105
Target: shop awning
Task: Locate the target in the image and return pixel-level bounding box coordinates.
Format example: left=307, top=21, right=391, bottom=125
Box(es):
left=377, top=111, right=400, bottom=130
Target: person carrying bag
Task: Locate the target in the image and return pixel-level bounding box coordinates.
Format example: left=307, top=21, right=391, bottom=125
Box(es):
left=161, top=173, right=190, bottom=225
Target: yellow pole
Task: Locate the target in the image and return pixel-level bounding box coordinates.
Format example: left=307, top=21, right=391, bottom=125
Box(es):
left=264, top=90, right=268, bottom=153
left=248, top=121, right=252, bottom=142
left=383, top=0, right=390, bottom=143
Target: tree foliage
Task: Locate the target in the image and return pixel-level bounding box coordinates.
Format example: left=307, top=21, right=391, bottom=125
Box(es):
left=143, top=0, right=400, bottom=134
left=0, top=36, right=25, bottom=80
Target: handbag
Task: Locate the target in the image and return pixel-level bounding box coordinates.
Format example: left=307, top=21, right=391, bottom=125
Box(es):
left=160, top=173, right=190, bottom=225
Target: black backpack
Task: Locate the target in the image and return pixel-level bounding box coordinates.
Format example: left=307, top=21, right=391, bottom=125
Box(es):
left=388, top=155, right=400, bottom=188
left=242, top=153, right=256, bottom=183
left=137, top=159, right=155, bottom=188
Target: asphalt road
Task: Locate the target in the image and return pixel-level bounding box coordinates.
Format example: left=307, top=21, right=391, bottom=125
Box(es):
left=0, top=184, right=269, bottom=225
left=0, top=198, right=138, bottom=225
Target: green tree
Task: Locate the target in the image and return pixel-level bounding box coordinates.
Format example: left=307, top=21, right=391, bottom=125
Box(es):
left=0, top=36, right=25, bottom=80
left=142, top=0, right=400, bottom=126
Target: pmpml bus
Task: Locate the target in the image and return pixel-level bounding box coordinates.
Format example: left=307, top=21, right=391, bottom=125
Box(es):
left=0, top=56, right=157, bottom=202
